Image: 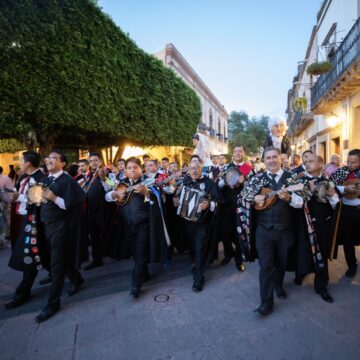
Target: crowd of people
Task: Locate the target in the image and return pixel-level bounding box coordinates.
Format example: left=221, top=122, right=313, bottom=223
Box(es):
left=0, top=135, right=359, bottom=322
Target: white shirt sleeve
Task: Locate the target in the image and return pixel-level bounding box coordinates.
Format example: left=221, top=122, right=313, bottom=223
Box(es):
left=289, top=192, right=303, bottom=209
left=105, top=191, right=116, bottom=202
left=17, top=194, right=27, bottom=203
left=218, top=179, right=226, bottom=189
left=54, top=196, right=66, bottom=210
left=336, top=185, right=345, bottom=194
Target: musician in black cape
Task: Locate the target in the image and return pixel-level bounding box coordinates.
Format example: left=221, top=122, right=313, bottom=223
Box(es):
left=216, top=146, right=254, bottom=269
left=34, top=150, right=86, bottom=322
left=105, top=157, right=170, bottom=298
left=242, top=147, right=303, bottom=316
left=173, top=160, right=220, bottom=292
left=330, top=148, right=360, bottom=278
left=156, top=162, right=182, bottom=257
left=293, top=154, right=338, bottom=303
left=82, top=152, right=107, bottom=271
left=5, top=151, right=49, bottom=309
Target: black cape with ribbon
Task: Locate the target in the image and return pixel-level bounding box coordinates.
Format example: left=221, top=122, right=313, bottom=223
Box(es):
left=42, top=172, right=88, bottom=269
left=290, top=176, right=337, bottom=275
left=105, top=178, right=170, bottom=264
left=8, top=169, right=49, bottom=272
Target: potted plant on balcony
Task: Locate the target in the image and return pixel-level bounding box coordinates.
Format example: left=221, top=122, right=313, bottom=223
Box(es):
left=292, top=96, right=308, bottom=113
left=306, top=61, right=332, bottom=76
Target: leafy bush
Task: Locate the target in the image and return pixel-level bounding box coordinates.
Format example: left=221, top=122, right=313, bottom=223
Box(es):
left=306, top=61, right=332, bottom=76
left=292, top=97, right=308, bottom=113
left=0, top=0, right=200, bottom=151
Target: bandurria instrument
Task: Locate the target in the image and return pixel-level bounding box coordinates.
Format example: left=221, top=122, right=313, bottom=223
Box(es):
left=177, top=186, right=210, bottom=222
left=254, top=183, right=304, bottom=211
left=115, top=178, right=155, bottom=205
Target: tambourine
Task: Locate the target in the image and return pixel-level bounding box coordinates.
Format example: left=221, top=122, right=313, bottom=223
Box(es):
left=27, top=184, right=48, bottom=206
left=225, top=168, right=242, bottom=188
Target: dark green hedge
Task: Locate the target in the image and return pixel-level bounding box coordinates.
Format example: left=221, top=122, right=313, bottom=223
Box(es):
left=0, top=0, right=200, bottom=149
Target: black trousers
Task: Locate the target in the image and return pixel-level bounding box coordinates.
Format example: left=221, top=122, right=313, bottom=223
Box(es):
left=338, top=204, right=360, bottom=269
left=219, top=210, right=242, bottom=261
left=313, top=222, right=330, bottom=292
left=184, top=221, right=208, bottom=284
left=44, top=220, right=82, bottom=306
left=88, top=208, right=104, bottom=263
left=124, top=222, right=149, bottom=289
left=295, top=220, right=330, bottom=292
left=256, top=225, right=294, bottom=305
left=15, top=267, right=37, bottom=299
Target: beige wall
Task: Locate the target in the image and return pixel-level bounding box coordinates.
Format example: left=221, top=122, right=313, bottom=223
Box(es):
left=350, top=90, right=360, bottom=150
left=0, top=151, right=24, bottom=173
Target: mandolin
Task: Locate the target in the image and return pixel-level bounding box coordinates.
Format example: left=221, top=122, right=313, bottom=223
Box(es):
left=343, top=179, right=360, bottom=200
left=115, top=178, right=155, bottom=206
left=254, top=183, right=304, bottom=211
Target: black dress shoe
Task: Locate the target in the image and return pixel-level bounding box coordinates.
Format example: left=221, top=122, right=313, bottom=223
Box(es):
left=275, top=287, right=287, bottom=299
left=255, top=303, right=274, bottom=316
left=5, top=295, right=31, bottom=309
left=345, top=267, right=357, bottom=278
left=221, top=256, right=233, bottom=266
left=67, top=278, right=84, bottom=297
left=316, top=289, right=334, bottom=303
left=192, top=277, right=205, bottom=292
left=294, top=276, right=304, bottom=286
left=39, top=275, right=52, bottom=286
left=35, top=303, right=60, bottom=323
left=235, top=258, right=245, bottom=272
left=83, top=261, right=104, bottom=271
left=129, top=287, right=140, bottom=298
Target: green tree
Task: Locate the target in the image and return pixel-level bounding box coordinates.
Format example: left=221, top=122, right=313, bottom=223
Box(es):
left=228, top=111, right=268, bottom=154
left=0, top=138, right=24, bottom=153
left=0, top=0, right=200, bottom=154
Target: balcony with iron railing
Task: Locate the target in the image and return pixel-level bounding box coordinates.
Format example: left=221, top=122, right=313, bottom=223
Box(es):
left=288, top=104, right=314, bottom=137
left=311, top=16, right=360, bottom=109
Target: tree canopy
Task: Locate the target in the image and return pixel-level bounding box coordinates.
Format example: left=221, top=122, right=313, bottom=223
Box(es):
left=228, top=111, right=269, bottom=154
left=0, top=0, right=201, bottom=151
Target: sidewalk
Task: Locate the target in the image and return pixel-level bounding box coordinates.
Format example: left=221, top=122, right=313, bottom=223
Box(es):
left=0, top=245, right=359, bottom=360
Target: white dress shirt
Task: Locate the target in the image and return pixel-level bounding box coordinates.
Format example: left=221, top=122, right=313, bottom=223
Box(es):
left=266, top=169, right=303, bottom=208
left=48, top=170, right=66, bottom=210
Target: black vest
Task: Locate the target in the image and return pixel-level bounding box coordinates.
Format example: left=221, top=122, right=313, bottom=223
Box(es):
left=256, top=173, right=294, bottom=231
left=118, top=178, right=150, bottom=226
left=41, top=194, right=66, bottom=223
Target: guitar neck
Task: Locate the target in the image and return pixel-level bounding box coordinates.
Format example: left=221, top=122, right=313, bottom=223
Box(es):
left=265, top=184, right=302, bottom=198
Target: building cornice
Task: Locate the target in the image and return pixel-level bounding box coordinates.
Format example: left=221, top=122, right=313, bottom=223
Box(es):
left=159, top=43, right=228, bottom=117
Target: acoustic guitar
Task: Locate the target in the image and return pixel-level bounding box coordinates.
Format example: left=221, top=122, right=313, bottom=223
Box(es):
left=254, top=183, right=304, bottom=211
left=115, top=178, right=155, bottom=206
left=343, top=179, right=360, bottom=200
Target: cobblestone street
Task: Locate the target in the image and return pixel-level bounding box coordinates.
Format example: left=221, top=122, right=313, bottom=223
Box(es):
left=0, top=245, right=359, bottom=360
